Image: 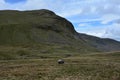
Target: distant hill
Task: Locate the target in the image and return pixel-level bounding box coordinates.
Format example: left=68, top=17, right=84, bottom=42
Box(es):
left=0, top=9, right=120, bottom=53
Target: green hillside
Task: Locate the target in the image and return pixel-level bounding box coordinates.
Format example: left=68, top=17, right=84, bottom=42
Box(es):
left=0, top=9, right=120, bottom=59
left=0, top=10, right=75, bottom=44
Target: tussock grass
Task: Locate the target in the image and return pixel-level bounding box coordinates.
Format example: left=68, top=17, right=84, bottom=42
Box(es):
left=0, top=51, right=120, bottom=80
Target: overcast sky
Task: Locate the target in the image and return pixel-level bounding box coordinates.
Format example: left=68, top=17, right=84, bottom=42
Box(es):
left=0, top=0, right=120, bottom=41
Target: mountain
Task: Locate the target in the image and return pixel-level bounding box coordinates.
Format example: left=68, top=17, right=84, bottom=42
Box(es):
left=78, top=33, right=120, bottom=51
left=0, top=9, right=120, bottom=53
left=0, top=9, right=76, bottom=44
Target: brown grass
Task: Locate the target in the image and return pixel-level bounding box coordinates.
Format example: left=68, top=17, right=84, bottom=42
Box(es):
left=0, top=52, right=120, bottom=80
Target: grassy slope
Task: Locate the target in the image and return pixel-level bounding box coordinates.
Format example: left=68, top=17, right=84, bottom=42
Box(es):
left=0, top=52, right=120, bottom=80
left=0, top=10, right=120, bottom=53
left=0, top=10, right=98, bottom=60
left=0, top=10, right=120, bottom=50
left=0, top=43, right=96, bottom=60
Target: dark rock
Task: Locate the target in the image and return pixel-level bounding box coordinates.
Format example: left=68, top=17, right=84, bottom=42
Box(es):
left=58, top=59, right=64, bottom=64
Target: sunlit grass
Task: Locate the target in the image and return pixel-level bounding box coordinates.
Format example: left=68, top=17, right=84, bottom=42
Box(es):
left=0, top=51, right=120, bottom=80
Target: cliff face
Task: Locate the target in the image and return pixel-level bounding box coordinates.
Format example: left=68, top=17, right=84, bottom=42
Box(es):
left=0, top=9, right=120, bottom=52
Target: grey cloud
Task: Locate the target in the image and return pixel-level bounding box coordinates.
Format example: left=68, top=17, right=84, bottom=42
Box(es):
left=115, top=19, right=120, bottom=24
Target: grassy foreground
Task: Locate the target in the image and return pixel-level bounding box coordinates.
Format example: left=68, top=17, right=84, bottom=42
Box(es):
left=0, top=51, right=120, bottom=80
